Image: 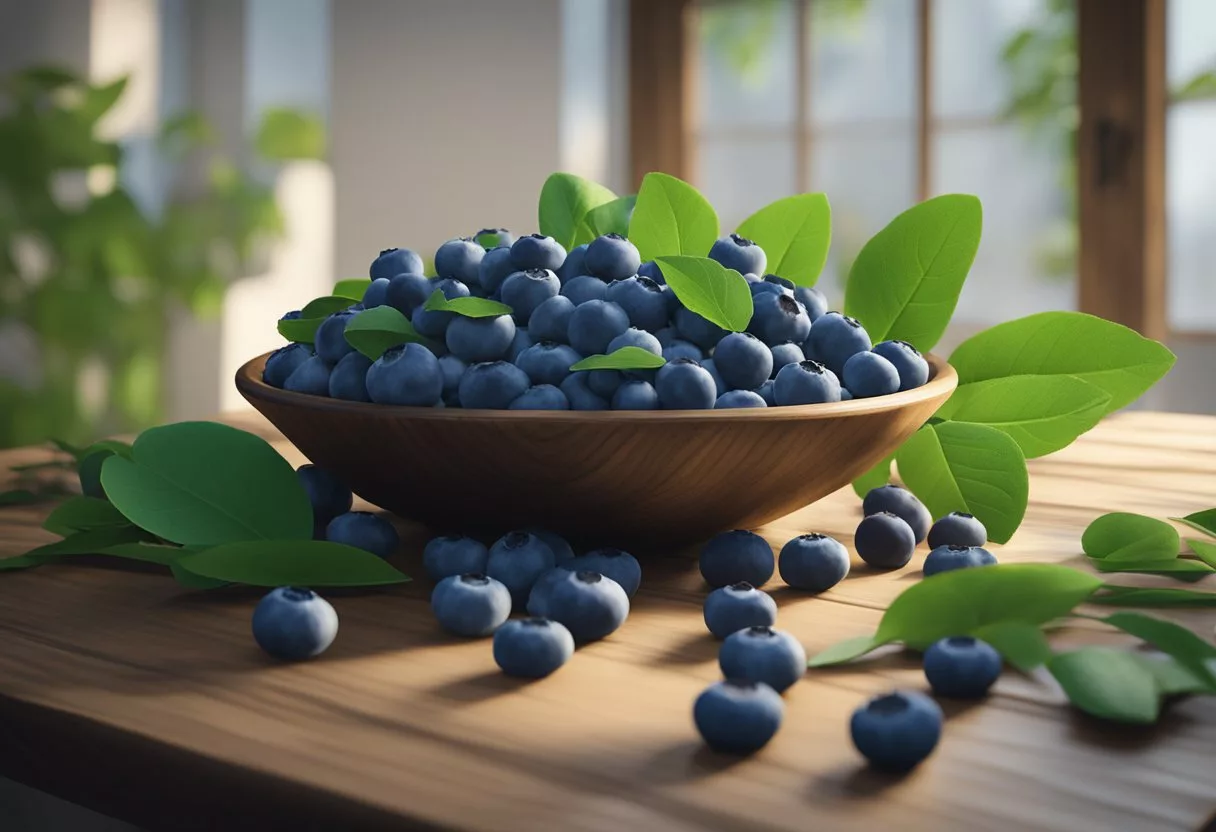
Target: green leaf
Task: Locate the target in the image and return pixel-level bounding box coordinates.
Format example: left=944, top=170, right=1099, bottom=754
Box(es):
left=874, top=563, right=1102, bottom=649
left=851, top=454, right=893, bottom=499
left=1090, top=586, right=1216, bottom=608
left=81, top=440, right=134, bottom=460
left=0, top=490, right=42, bottom=507
left=93, top=543, right=189, bottom=566
left=569, top=347, right=667, bottom=372
left=254, top=107, right=326, bottom=161
left=42, top=496, right=131, bottom=535
left=735, top=193, right=832, bottom=287
left=301, top=296, right=354, bottom=319
left=277, top=316, right=323, bottom=344
left=972, top=621, right=1054, bottom=672
left=843, top=194, right=982, bottom=351
left=948, top=312, right=1177, bottom=415
left=1172, top=508, right=1216, bottom=539
left=895, top=422, right=1029, bottom=544
left=1088, top=558, right=1212, bottom=581
left=538, top=172, right=618, bottom=250
left=22, top=527, right=155, bottom=561
left=1095, top=611, right=1216, bottom=689
left=1137, top=655, right=1214, bottom=695
left=100, top=422, right=313, bottom=546
left=423, top=290, right=514, bottom=319
left=1186, top=538, right=1216, bottom=569
left=176, top=540, right=410, bottom=587
left=170, top=561, right=230, bottom=589
left=628, top=173, right=720, bottom=261
left=333, top=279, right=372, bottom=301
left=0, top=556, right=40, bottom=571
left=80, top=76, right=128, bottom=123
left=158, top=111, right=217, bottom=150
left=584, top=196, right=637, bottom=239
left=655, top=256, right=753, bottom=333
left=807, top=635, right=886, bottom=668
left=1082, top=512, right=1180, bottom=562
left=344, top=306, right=430, bottom=360
left=1048, top=648, right=1161, bottom=723
left=50, top=439, right=88, bottom=458
left=934, top=376, right=1110, bottom=458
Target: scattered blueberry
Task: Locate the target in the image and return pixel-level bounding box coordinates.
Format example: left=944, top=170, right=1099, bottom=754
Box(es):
left=585, top=233, right=641, bottom=282
left=297, top=464, right=353, bottom=527
left=773, top=359, right=842, bottom=406
left=843, top=351, right=901, bottom=399
left=923, top=544, right=998, bottom=577
left=509, top=384, right=570, bottom=410
left=862, top=484, right=932, bottom=543
left=560, top=274, right=609, bottom=306
left=923, top=636, right=1003, bottom=698
left=927, top=512, right=988, bottom=549
left=431, top=573, right=512, bottom=637
left=693, top=679, right=784, bottom=754
left=366, top=343, right=443, bottom=406
left=326, top=511, right=400, bottom=558
left=565, top=547, right=641, bottom=597
left=252, top=586, right=339, bottom=661
left=700, top=529, right=775, bottom=588
left=850, top=690, right=943, bottom=772
left=516, top=341, right=582, bottom=387
left=708, top=233, right=767, bottom=276
left=458, top=360, right=531, bottom=409
left=528, top=295, right=577, bottom=343
left=872, top=340, right=930, bottom=391
left=502, top=268, right=561, bottom=325
left=778, top=533, right=850, bottom=592
left=656, top=358, right=717, bottom=410
left=445, top=313, right=516, bottom=363
left=423, top=534, right=489, bottom=582
left=493, top=617, right=575, bottom=678
left=434, top=238, right=485, bottom=284
left=612, top=379, right=659, bottom=409
left=604, top=276, right=668, bottom=331
left=370, top=247, right=424, bottom=281
left=748, top=292, right=811, bottom=347
left=485, top=530, right=558, bottom=609
left=703, top=582, right=778, bottom=639
left=283, top=355, right=333, bottom=396
left=854, top=511, right=916, bottom=569
left=546, top=570, right=630, bottom=642
left=510, top=233, right=566, bottom=272
left=524, top=567, right=569, bottom=618
left=567, top=299, right=630, bottom=356
left=714, top=332, right=773, bottom=390
left=263, top=343, right=312, bottom=388
left=718, top=625, right=806, bottom=693
left=806, top=312, right=871, bottom=375
left=530, top=529, right=575, bottom=563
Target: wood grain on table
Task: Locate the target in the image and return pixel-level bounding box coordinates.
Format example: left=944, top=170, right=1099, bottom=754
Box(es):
left=0, top=410, right=1213, bottom=832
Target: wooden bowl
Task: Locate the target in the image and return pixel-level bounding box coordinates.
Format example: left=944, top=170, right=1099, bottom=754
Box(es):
left=235, top=353, right=957, bottom=550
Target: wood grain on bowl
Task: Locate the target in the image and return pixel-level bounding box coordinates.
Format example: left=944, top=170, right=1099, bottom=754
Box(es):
left=235, top=354, right=957, bottom=549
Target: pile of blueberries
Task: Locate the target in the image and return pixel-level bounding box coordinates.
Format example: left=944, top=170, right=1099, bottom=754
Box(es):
left=262, top=228, right=932, bottom=410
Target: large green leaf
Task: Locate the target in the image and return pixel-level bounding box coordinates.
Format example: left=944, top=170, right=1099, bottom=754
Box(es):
left=655, top=256, right=753, bottom=333
left=1048, top=648, right=1161, bottom=723
left=344, top=305, right=431, bottom=360
left=1172, top=508, right=1216, bottom=539
left=972, top=620, right=1054, bottom=672
left=736, top=193, right=832, bottom=287
left=1090, top=585, right=1216, bottom=608
left=538, top=172, right=617, bottom=250
left=42, top=496, right=131, bottom=536
left=583, top=195, right=636, bottom=240
left=1082, top=512, right=1180, bottom=562
left=628, top=173, right=719, bottom=261
left=569, top=347, right=667, bottom=372
left=1095, top=611, right=1216, bottom=689
left=176, top=540, right=410, bottom=587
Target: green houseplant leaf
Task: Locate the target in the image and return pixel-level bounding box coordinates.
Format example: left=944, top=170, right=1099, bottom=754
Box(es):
left=1048, top=648, right=1161, bottom=723
left=176, top=540, right=410, bottom=587
left=584, top=195, right=636, bottom=239
left=655, top=256, right=753, bottom=333
left=629, top=172, right=719, bottom=261
left=538, top=172, right=617, bottom=250
left=948, top=311, right=1177, bottom=415
left=344, top=305, right=430, bottom=360
left=100, top=422, right=313, bottom=546
left=1082, top=512, right=1180, bottom=562
left=570, top=347, right=667, bottom=372
left=896, top=421, right=1029, bottom=544
left=423, top=290, right=514, bottom=319
left=843, top=194, right=982, bottom=351
left=735, top=193, right=831, bottom=287
left=934, top=375, right=1111, bottom=458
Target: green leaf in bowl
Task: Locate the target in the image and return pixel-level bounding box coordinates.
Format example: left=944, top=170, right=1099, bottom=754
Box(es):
left=538, top=172, right=617, bottom=250
left=424, top=290, right=514, bottom=319
left=301, top=295, right=356, bottom=318
left=332, top=279, right=372, bottom=300
left=344, top=306, right=431, bottom=360
left=736, top=193, right=831, bottom=287
left=629, top=172, right=719, bottom=261
left=570, top=347, right=667, bottom=372
left=655, top=256, right=752, bottom=333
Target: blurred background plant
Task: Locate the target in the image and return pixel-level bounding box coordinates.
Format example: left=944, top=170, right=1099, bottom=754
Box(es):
left=0, top=64, right=324, bottom=450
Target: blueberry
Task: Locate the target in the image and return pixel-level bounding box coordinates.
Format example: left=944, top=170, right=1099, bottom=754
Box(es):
left=850, top=690, right=943, bottom=772
left=252, top=586, right=339, bottom=661
left=607, top=327, right=662, bottom=356
left=528, top=295, right=576, bottom=343
left=927, top=512, right=987, bottom=549
left=370, top=247, right=424, bottom=281
left=567, top=299, right=630, bottom=356
left=502, top=268, right=560, bottom=325
left=755, top=379, right=776, bottom=406
left=748, top=292, right=811, bottom=347
left=604, top=276, right=667, bottom=331
left=778, top=533, right=850, bottom=592
left=516, top=341, right=582, bottom=387
left=560, top=372, right=610, bottom=410
left=362, top=277, right=391, bottom=308
left=768, top=342, right=805, bottom=378
left=862, top=485, right=932, bottom=543
left=263, top=343, right=312, bottom=388
left=703, top=582, right=778, bottom=639
left=661, top=339, right=703, bottom=363
left=693, top=679, right=784, bottom=754
left=793, top=286, right=828, bottom=322
left=840, top=388, right=854, bottom=401
left=750, top=280, right=790, bottom=299
left=674, top=306, right=728, bottom=351
left=696, top=357, right=727, bottom=396
left=655, top=326, right=680, bottom=347
left=716, top=390, right=767, bottom=408
left=485, top=530, right=558, bottom=609
left=445, top=313, right=516, bottom=363
left=637, top=259, right=666, bottom=285
left=434, top=276, right=472, bottom=300
left=314, top=310, right=357, bottom=364
left=474, top=227, right=515, bottom=249
left=585, top=233, right=641, bottom=282
left=806, top=312, right=872, bottom=376
left=411, top=304, right=452, bottom=340
left=843, top=351, right=900, bottom=399
left=713, top=332, right=773, bottom=390
left=434, top=238, right=485, bottom=284
left=565, top=547, right=641, bottom=597
left=280, top=310, right=303, bottom=321
left=762, top=274, right=796, bottom=293
left=709, top=233, right=767, bottom=276
left=546, top=570, right=630, bottom=642
left=431, top=573, right=512, bottom=637
left=587, top=369, right=623, bottom=399
left=509, top=384, right=570, bottom=410
left=772, top=359, right=842, bottom=406
left=656, top=358, right=717, bottom=410
left=297, top=464, right=353, bottom=528
left=612, top=380, right=659, bottom=410
left=560, top=274, right=609, bottom=306
left=700, top=529, right=775, bottom=588
left=283, top=355, right=333, bottom=396
left=326, top=511, right=400, bottom=558
left=507, top=328, right=533, bottom=362
left=492, top=618, right=575, bottom=678
left=872, top=339, right=930, bottom=392
left=366, top=343, right=443, bottom=406
left=524, top=567, right=569, bottom=618
left=458, top=360, right=531, bottom=409
left=423, top=534, right=489, bottom=582
left=531, top=530, right=575, bottom=563
left=510, top=233, right=566, bottom=272
left=923, top=636, right=1003, bottom=698
left=437, top=354, right=466, bottom=403
left=385, top=272, right=433, bottom=316
left=718, top=625, right=806, bottom=693
left=923, top=544, right=998, bottom=577
left=557, top=243, right=588, bottom=283
left=477, top=246, right=517, bottom=296
left=854, top=511, right=916, bottom=569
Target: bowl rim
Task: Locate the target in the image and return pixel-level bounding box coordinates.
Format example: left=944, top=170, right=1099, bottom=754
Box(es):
left=236, top=351, right=957, bottom=423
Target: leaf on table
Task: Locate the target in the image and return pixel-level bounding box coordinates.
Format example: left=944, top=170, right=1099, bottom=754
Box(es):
left=99, top=421, right=313, bottom=547
left=895, top=421, right=1028, bottom=544
left=538, top=172, right=617, bottom=251
left=1082, top=512, right=1180, bottom=562
left=1185, top=538, right=1216, bottom=569
left=629, top=173, right=719, bottom=261
left=1172, top=508, right=1216, bottom=539
left=0, top=555, right=41, bottom=571
left=170, top=561, right=230, bottom=589
left=1088, top=557, right=1212, bottom=581
left=1048, top=648, right=1161, bottom=724
left=1089, top=585, right=1216, bottom=608
left=735, top=193, right=831, bottom=287
left=0, top=490, right=43, bottom=507
left=806, top=634, right=887, bottom=668
left=1136, top=654, right=1215, bottom=696
left=93, top=542, right=193, bottom=566
left=972, top=620, right=1054, bottom=672
left=655, top=256, right=753, bottom=333
left=1095, top=611, right=1216, bottom=689
left=42, top=496, right=131, bottom=536
left=22, top=526, right=155, bottom=561
left=569, top=347, right=667, bottom=372
left=176, top=540, right=411, bottom=587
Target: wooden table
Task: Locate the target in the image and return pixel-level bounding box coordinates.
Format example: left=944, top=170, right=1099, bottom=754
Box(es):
left=0, top=410, right=1214, bottom=832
